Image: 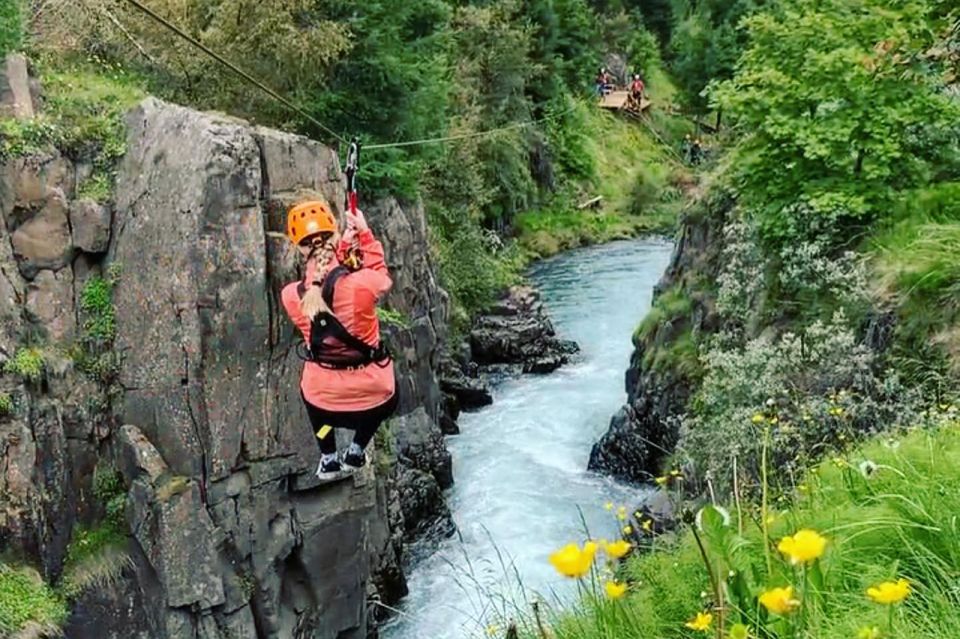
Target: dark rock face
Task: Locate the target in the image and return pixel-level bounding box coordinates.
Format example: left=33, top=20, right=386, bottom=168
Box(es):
left=589, top=203, right=728, bottom=483
left=470, top=285, right=579, bottom=374
left=1, top=96, right=455, bottom=638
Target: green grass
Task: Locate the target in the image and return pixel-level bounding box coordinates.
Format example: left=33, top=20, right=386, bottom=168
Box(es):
left=0, top=564, right=68, bottom=637
left=500, top=417, right=960, bottom=639
left=377, top=307, right=412, bottom=330
left=3, top=347, right=45, bottom=383
left=635, top=286, right=694, bottom=342
left=0, top=392, right=12, bottom=417
left=0, top=0, right=23, bottom=58
left=871, top=182, right=960, bottom=382
left=0, top=60, right=143, bottom=203
left=515, top=87, right=691, bottom=259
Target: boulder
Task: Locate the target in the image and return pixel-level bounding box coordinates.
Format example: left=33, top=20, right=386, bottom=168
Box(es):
left=395, top=467, right=455, bottom=543
left=70, top=198, right=112, bottom=253
left=11, top=188, right=72, bottom=278
left=470, top=285, right=579, bottom=371
left=391, top=407, right=453, bottom=489
left=0, top=53, right=34, bottom=120
left=438, top=355, right=492, bottom=410
left=25, top=268, right=75, bottom=342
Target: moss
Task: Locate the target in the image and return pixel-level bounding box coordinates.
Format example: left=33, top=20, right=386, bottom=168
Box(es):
left=0, top=393, right=12, bottom=417
left=0, top=564, right=68, bottom=636
left=74, top=267, right=123, bottom=385
left=155, top=475, right=191, bottom=502
left=3, top=347, right=45, bottom=384
left=634, top=286, right=694, bottom=342
left=643, top=328, right=702, bottom=380
left=76, top=171, right=112, bottom=202
left=376, top=307, right=412, bottom=330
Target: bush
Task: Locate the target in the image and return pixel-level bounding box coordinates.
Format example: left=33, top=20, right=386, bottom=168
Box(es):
left=0, top=564, right=68, bottom=637
left=3, top=347, right=45, bottom=384
left=679, top=311, right=920, bottom=496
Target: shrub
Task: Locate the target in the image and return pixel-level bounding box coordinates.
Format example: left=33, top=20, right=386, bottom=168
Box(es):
left=679, top=311, right=920, bottom=496
left=3, top=347, right=45, bottom=384
left=0, top=392, right=12, bottom=417
left=0, top=564, right=68, bottom=637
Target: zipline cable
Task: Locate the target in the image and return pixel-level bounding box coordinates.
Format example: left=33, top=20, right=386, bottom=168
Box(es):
left=122, top=0, right=347, bottom=146
left=121, top=0, right=583, bottom=153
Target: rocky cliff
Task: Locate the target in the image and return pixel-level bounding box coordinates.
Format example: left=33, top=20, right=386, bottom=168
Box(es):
left=589, top=197, right=730, bottom=483
left=0, top=84, right=455, bottom=638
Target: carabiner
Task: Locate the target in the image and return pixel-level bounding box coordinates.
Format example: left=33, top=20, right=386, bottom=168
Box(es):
left=344, top=137, right=361, bottom=214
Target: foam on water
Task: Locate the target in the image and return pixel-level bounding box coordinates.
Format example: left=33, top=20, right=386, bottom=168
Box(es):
left=382, top=239, right=674, bottom=639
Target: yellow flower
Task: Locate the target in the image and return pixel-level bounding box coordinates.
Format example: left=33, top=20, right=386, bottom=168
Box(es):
left=867, top=578, right=911, bottom=604
left=548, top=542, right=597, bottom=578
left=641, top=519, right=653, bottom=532
left=617, top=505, right=627, bottom=515
left=604, top=502, right=613, bottom=511
left=684, top=611, right=713, bottom=632
left=486, top=624, right=499, bottom=636
left=729, top=623, right=750, bottom=639
left=752, top=413, right=765, bottom=424
left=604, top=581, right=628, bottom=599
left=777, top=529, right=827, bottom=565
left=768, top=416, right=779, bottom=425
left=622, top=525, right=633, bottom=535
left=670, top=469, right=682, bottom=477
left=603, top=539, right=632, bottom=559
left=655, top=476, right=668, bottom=486
left=759, top=586, right=800, bottom=615
left=857, top=627, right=882, bottom=639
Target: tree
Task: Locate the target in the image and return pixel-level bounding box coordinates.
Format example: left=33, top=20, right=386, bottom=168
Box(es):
left=711, top=0, right=960, bottom=248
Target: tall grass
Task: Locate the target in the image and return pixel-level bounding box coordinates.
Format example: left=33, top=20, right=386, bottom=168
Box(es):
left=486, top=414, right=960, bottom=639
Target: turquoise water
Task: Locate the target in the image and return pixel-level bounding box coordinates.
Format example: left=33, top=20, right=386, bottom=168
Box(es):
left=382, top=239, right=674, bottom=639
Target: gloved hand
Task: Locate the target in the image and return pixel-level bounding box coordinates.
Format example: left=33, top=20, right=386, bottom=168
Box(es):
left=345, top=208, right=369, bottom=234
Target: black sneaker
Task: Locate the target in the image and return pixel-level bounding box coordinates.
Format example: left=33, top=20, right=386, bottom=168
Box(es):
left=341, top=448, right=367, bottom=471
left=315, top=456, right=343, bottom=481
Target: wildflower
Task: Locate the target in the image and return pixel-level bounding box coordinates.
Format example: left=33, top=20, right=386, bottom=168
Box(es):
left=486, top=624, right=499, bottom=636
left=548, top=541, right=597, bottom=578
left=623, top=525, right=633, bottom=535
left=759, top=586, right=800, bottom=615
left=777, top=529, right=827, bottom=565
left=768, top=416, right=779, bottom=425
left=751, top=413, right=765, bottom=424
left=604, top=581, right=627, bottom=599
left=617, top=511, right=627, bottom=521
left=729, top=623, right=750, bottom=639
left=603, top=539, right=631, bottom=559
left=641, top=519, right=653, bottom=532
left=604, top=502, right=613, bottom=511
left=670, top=469, right=682, bottom=477
left=858, top=460, right=878, bottom=478
left=867, top=578, right=911, bottom=604
left=655, top=476, right=668, bottom=486
left=857, top=627, right=881, bottom=639
left=617, top=505, right=627, bottom=515
left=684, top=611, right=713, bottom=632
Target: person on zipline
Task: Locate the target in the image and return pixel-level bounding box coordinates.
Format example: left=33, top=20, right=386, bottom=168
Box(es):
left=280, top=200, right=397, bottom=480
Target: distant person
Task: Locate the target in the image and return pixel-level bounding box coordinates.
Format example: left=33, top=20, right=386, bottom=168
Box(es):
left=691, top=138, right=704, bottom=165
left=630, top=74, right=645, bottom=102
left=280, top=200, right=397, bottom=480
left=595, top=67, right=610, bottom=98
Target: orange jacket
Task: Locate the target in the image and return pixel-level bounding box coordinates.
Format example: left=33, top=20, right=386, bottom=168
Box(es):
left=281, top=228, right=395, bottom=411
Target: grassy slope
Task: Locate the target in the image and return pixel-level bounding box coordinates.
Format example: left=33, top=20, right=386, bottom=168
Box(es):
left=524, top=414, right=960, bottom=639
left=515, top=71, right=693, bottom=259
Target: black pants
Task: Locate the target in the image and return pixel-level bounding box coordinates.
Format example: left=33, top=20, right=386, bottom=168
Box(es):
left=302, top=392, right=399, bottom=455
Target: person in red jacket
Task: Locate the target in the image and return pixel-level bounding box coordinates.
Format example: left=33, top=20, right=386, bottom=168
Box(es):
left=280, top=200, right=397, bottom=480
left=630, top=74, right=645, bottom=102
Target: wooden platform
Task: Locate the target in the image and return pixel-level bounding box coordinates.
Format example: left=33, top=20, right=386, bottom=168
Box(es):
left=599, top=90, right=651, bottom=114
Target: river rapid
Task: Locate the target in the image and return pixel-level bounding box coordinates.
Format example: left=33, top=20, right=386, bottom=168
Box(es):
left=383, top=238, right=674, bottom=639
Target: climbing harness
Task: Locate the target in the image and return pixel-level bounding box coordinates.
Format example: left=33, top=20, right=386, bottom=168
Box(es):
left=296, top=266, right=392, bottom=370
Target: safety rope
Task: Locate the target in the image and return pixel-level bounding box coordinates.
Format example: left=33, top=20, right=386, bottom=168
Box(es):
left=123, top=0, right=347, bottom=145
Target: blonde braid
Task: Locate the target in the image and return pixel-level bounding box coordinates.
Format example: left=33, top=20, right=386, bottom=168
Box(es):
left=300, top=241, right=337, bottom=320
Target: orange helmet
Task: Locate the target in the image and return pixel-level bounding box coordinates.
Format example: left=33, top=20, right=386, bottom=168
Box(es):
left=287, top=200, right=337, bottom=245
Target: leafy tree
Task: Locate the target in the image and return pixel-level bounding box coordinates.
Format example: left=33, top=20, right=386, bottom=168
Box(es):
left=0, top=0, right=22, bottom=57
left=711, top=0, right=960, bottom=248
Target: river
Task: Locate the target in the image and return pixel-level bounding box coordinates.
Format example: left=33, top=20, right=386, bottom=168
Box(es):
left=382, top=238, right=674, bottom=639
